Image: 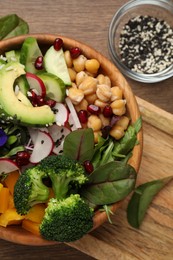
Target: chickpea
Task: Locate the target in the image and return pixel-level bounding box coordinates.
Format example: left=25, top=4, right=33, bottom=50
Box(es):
left=110, top=99, right=126, bottom=116
left=96, top=84, right=111, bottom=102
left=68, top=68, right=77, bottom=82
left=116, top=116, right=130, bottom=130
left=94, top=99, right=108, bottom=110
left=110, top=125, right=125, bottom=140
left=99, top=114, right=110, bottom=127
left=97, top=74, right=111, bottom=87
left=75, top=98, right=88, bottom=112
left=85, top=58, right=100, bottom=74
left=73, top=54, right=87, bottom=72
left=67, top=87, right=84, bottom=105
left=76, top=71, right=88, bottom=86
left=85, top=93, right=97, bottom=104
left=78, top=76, right=97, bottom=95
left=64, top=50, right=73, bottom=68
left=87, top=115, right=102, bottom=131
left=110, top=86, right=123, bottom=102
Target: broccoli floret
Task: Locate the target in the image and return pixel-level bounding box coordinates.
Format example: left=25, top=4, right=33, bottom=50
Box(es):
left=14, top=167, right=49, bottom=215
left=40, top=194, right=94, bottom=242
left=37, top=155, right=88, bottom=199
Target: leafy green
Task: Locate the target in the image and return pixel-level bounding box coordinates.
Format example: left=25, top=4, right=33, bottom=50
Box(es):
left=0, top=14, right=29, bottom=40
left=127, top=176, right=173, bottom=228
left=81, top=161, right=137, bottom=206
left=112, top=116, right=142, bottom=159
left=63, top=128, right=95, bottom=163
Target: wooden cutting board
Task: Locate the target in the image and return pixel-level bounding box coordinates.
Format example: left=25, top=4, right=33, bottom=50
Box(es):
left=67, top=97, right=173, bottom=260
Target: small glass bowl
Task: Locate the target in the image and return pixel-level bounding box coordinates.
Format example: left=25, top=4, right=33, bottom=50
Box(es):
left=108, top=0, right=173, bottom=83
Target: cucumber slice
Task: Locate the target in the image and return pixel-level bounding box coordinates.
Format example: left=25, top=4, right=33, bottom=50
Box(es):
left=15, top=75, right=30, bottom=96
left=37, top=72, right=66, bottom=102
left=44, top=46, right=71, bottom=86
left=20, top=37, right=42, bottom=74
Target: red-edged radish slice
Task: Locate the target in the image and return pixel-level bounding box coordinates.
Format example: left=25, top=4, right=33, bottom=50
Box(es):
left=48, top=124, right=71, bottom=154
left=0, top=158, right=19, bottom=174
left=29, top=130, right=54, bottom=164
left=26, top=72, right=46, bottom=97
left=54, top=102, right=69, bottom=126
left=65, top=97, right=81, bottom=129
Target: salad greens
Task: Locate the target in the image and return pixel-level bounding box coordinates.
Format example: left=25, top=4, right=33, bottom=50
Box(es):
left=0, top=14, right=29, bottom=40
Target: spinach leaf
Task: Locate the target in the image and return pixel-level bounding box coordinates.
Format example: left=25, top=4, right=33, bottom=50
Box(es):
left=0, top=14, right=29, bottom=40
left=112, top=116, right=142, bottom=159
left=63, top=128, right=95, bottom=162
left=81, top=161, right=137, bottom=205
left=127, top=176, right=173, bottom=228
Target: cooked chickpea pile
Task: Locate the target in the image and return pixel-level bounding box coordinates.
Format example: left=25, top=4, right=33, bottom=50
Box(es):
left=64, top=50, right=129, bottom=143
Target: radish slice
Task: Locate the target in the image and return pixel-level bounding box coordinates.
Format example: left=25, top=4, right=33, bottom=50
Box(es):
left=0, top=158, right=19, bottom=174
left=48, top=124, right=71, bottom=154
left=29, top=130, right=54, bottom=164
left=54, top=102, right=69, bottom=126
left=26, top=72, right=46, bottom=97
left=65, top=97, right=81, bottom=129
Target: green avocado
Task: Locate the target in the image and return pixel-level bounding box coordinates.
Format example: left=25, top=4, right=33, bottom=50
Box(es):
left=0, top=62, right=55, bottom=126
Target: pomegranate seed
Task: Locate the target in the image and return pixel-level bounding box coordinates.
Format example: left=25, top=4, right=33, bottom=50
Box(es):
left=103, top=105, right=113, bottom=118
left=16, top=151, right=30, bottom=166
left=53, top=38, right=63, bottom=51
left=83, top=160, right=94, bottom=174
left=35, top=56, right=43, bottom=70
left=36, top=95, right=45, bottom=106
left=45, top=99, right=56, bottom=108
left=28, top=89, right=37, bottom=101
left=87, top=104, right=101, bottom=115
left=78, top=110, right=88, bottom=124
left=70, top=47, right=81, bottom=59
left=101, top=125, right=112, bottom=139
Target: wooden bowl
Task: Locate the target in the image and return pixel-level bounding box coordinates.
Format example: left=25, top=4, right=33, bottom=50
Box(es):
left=0, top=34, right=143, bottom=245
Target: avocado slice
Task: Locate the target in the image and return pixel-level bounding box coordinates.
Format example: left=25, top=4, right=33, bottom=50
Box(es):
left=44, top=46, right=71, bottom=86
left=0, top=62, right=55, bottom=126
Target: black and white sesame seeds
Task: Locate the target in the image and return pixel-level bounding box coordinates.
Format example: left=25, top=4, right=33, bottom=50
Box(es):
left=119, top=15, right=173, bottom=74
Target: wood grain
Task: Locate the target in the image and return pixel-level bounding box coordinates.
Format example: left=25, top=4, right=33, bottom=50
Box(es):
left=0, top=0, right=173, bottom=259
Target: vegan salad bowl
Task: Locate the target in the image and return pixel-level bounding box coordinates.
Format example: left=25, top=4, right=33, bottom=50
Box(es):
left=0, top=34, right=143, bottom=245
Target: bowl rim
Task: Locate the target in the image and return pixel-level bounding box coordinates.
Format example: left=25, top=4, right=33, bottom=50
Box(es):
left=108, top=0, right=173, bottom=83
left=0, top=33, right=143, bottom=245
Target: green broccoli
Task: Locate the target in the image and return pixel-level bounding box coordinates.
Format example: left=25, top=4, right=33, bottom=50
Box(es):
left=40, top=194, right=94, bottom=242
left=37, top=154, right=88, bottom=199
left=14, top=166, right=49, bottom=215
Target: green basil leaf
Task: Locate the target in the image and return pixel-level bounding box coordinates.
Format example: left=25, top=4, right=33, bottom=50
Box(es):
left=81, top=161, right=137, bottom=205
left=0, top=14, right=19, bottom=40
left=63, top=128, right=95, bottom=162
left=4, top=17, right=29, bottom=39
left=127, top=176, right=173, bottom=228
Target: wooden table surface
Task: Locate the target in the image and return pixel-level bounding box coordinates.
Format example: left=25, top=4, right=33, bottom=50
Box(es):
left=0, top=0, right=173, bottom=259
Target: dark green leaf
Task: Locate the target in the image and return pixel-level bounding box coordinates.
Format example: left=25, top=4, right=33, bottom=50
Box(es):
left=127, top=176, right=173, bottom=228
left=0, top=14, right=19, bottom=40
left=63, top=128, right=95, bottom=162
left=81, top=161, right=137, bottom=205
left=133, top=116, right=142, bottom=133
left=4, top=17, right=29, bottom=39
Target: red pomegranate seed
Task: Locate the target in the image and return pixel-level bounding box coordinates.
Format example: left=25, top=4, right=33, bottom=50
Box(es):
left=16, top=151, right=30, bottom=166
left=83, top=160, right=94, bottom=174
left=53, top=38, right=63, bottom=51
left=103, top=105, right=113, bottom=118
left=101, top=125, right=112, bottom=139
left=70, top=47, right=81, bottom=59
left=45, top=99, right=56, bottom=108
left=78, top=110, right=88, bottom=124
left=87, top=104, right=101, bottom=115
left=28, top=90, right=38, bottom=102
left=35, top=56, right=43, bottom=70
left=36, top=95, right=45, bottom=106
